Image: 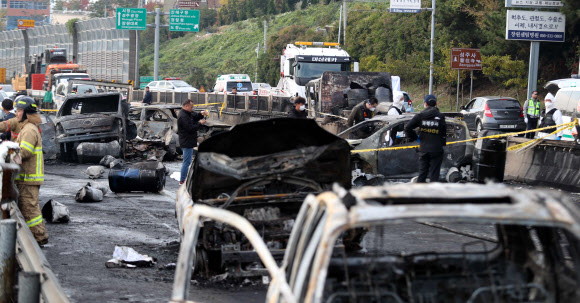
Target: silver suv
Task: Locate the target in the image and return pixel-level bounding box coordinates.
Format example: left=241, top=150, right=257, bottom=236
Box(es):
left=461, top=96, right=525, bottom=132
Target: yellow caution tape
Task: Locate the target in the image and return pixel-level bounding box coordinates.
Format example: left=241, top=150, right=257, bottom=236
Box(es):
left=351, top=119, right=579, bottom=154
left=39, top=109, right=58, bottom=112
left=506, top=123, right=571, bottom=151
left=193, top=102, right=224, bottom=107
left=219, top=100, right=226, bottom=116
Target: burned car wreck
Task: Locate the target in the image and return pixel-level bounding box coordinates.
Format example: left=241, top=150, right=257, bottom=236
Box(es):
left=55, top=92, right=136, bottom=162
left=128, top=104, right=230, bottom=160
left=175, top=118, right=350, bottom=277
left=338, top=114, right=474, bottom=182
left=173, top=183, right=580, bottom=303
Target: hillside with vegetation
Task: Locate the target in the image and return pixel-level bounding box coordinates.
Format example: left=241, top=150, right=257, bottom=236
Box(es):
left=138, top=0, right=580, bottom=106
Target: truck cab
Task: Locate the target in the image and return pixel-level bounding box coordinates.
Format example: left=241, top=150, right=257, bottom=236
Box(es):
left=278, top=42, right=353, bottom=98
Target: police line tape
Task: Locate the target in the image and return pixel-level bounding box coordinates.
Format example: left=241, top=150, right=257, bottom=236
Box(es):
left=351, top=119, right=579, bottom=154
left=307, top=109, right=348, bottom=120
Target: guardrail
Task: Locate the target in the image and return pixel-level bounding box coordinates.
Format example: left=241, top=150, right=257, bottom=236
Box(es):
left=8, top=202, right=70, bottom=303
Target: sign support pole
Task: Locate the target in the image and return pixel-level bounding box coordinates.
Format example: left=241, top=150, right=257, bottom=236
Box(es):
left=470, top=70, right=473, bottom=101
left=526, top=41, right=540, bottom=100
left=428, top=0, right=435, bottom=95
left=154, top=8, right=160, bottom=81
left=456, top=70, right=460, bottom=112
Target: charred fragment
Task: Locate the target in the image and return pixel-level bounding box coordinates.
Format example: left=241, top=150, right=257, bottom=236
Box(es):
left=176, top=118, right=350, bottom=278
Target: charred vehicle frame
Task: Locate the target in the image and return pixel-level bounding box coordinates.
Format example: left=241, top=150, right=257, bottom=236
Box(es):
left=175, top=118, right=351, bottom=278
left=172, top=183, right=580, bottom=303
left=338, top=114, right=475, bottom=182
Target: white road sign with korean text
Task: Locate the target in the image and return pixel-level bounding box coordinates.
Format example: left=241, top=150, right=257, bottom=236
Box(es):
left=506, top=10, right=565, bottom=42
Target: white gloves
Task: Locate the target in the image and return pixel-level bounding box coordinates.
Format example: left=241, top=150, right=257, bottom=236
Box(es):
left=524, top=117, right=528, bottom=123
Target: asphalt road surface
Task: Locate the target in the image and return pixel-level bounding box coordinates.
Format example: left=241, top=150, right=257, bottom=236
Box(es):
left=40, top=160, right=267, bottom=303
left=37, top=160, right=580, bottom=303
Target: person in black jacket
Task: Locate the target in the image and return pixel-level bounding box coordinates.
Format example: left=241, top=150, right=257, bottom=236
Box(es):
left=347, top=97, right=378, bottom=127
left=404, top=94, right=447, bottom=183
left=1, top=99, right=15, bottom=141
left=142, top=86, right=152, bottom=105
left=177, top=99, right=207, bottom=184
left=288, top=97, right=308, bottom=118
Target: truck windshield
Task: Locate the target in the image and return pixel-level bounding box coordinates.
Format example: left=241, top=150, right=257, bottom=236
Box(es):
left=295, top=62, right=349, bottom=85
left=56, top=75, right=89, bottom=85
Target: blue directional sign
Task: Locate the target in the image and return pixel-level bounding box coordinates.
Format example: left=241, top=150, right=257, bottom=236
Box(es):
left=169, top=9, right=200, bottom=32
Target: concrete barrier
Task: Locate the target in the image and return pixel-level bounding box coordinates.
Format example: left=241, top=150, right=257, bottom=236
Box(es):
left=505, top=137, right=580, bottom=191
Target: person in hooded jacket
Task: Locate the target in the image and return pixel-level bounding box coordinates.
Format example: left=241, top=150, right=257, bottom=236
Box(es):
left=0, top=97, right=47, bottom=245
left=288, top=97, right=308, bottom=118
left=537, top=93, right=563, bottom=140
left=388, top=92, right=405, bottom=116
left=347, top=97, right=378, bottom=127
left=404, top=94, right=446, bottom=183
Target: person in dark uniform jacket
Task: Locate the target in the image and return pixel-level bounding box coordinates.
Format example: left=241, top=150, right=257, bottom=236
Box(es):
left=288, top=97, right=308, bottom=118
left=404, top=94, right=447, bottom=183
left=347, top=97, right=378, bottom=127
left=142, top=86, right=152, bottom=105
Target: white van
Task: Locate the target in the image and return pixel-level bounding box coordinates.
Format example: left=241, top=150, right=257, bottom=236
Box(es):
left=213, top=74, right=254, bottom=95
left=553, top=86, right=580, bottom=140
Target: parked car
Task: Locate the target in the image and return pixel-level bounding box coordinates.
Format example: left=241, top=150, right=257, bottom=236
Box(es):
left=55, top=92, right=136, bottom=162
left=147, top=79, right=199, bottom=93
left=172, top=182, right=580, bottom=303
left=0, top=84, right=16, bottom=99
left=0, top=91, right=8, bottom=101
left=175, top=118, right=351, bottom=277
left=460, top=96, right=525, bottom=133
left=337, top=115, right=474, bottom=182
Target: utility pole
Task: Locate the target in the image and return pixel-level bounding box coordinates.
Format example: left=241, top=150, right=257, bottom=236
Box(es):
left=342, top=0, right=347, bottom=46
left=135, top=0, right=142, bottom=89
left=154, top=7, right=160, bottom=81
left=428, top=0, right=435, bottom=95
left=255, top=42, right=259, bottom=82
left=338, top=4, right=342, bottom=45
left=526, top=9, right=540, bottom=100
left=263, top=21, right=267, bottom=53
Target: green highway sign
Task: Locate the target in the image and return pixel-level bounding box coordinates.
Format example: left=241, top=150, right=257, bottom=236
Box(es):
left=140, top=76, right=162, bottom=82
left=116, top=8, right=147, bottom=30
left=169, top=9, right=200, bottom=32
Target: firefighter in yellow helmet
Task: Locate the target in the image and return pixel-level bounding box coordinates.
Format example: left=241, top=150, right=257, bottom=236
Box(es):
left=0, top=97, right=47, bottom=245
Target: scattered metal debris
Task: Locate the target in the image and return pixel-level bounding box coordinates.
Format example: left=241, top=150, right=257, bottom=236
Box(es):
left=77, top=141, right=121, bottom=164
left=75, top=182, right=107, bottom=202
left=99, top=155, right=117, bottom=167
left=108, top=161, right=167, bottom=193
left=41, top=199, right=70, bottom=223
left=85, top=166, right=105, bottom=179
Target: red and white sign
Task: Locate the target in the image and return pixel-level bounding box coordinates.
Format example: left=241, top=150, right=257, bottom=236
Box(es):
left=451, top=48, right=482, bottom=70
left=178, top=1, right=200, bottom=8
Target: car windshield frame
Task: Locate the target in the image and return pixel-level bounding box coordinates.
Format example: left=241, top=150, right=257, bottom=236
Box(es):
left=338, top=120, right=389, bottom=140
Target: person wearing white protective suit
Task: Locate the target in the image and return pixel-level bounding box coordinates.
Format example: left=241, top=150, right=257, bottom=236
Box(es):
left=388, top=91, right=405, bottom=116
left=537, top=93, right=563, bottom=140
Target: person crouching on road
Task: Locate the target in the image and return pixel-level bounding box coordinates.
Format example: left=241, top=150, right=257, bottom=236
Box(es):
left=178, top=99, right=207, bottom=185
left=347, top=97, right=378, bottom=127
left=0, top=97, right=47, bottom=245
left=404, top=94, right=446, bottom=183
left=388, top=92, right=405, bottom=116
left=288, top=97, right=308, bottom=118
left=537, top=93, right=563, bottom=140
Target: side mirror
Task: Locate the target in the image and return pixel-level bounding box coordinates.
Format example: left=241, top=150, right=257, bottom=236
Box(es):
left=460, top=105, right=465, bottom=110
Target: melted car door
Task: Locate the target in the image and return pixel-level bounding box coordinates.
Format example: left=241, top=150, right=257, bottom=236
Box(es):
left=377, top=122, right=419, bottom=178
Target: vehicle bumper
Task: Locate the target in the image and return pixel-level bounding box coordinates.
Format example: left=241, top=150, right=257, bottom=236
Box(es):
left=56, top=131, right=121, bottom=144
left=483, top=122, right=526, bottom=132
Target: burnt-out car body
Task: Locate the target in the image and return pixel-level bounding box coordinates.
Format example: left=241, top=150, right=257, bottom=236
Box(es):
left=338, top=114, right=474, bottom=182
left=175, top=118, right=350, bottom=277
left=55, top=92, right=134, bottom=161
left=128, top=104, right=231, bottom=148
left=172, top=183, right=580, bottom=303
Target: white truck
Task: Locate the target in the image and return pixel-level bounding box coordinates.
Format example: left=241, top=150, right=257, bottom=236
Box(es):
left=276, top=42, right=355, bottom=98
